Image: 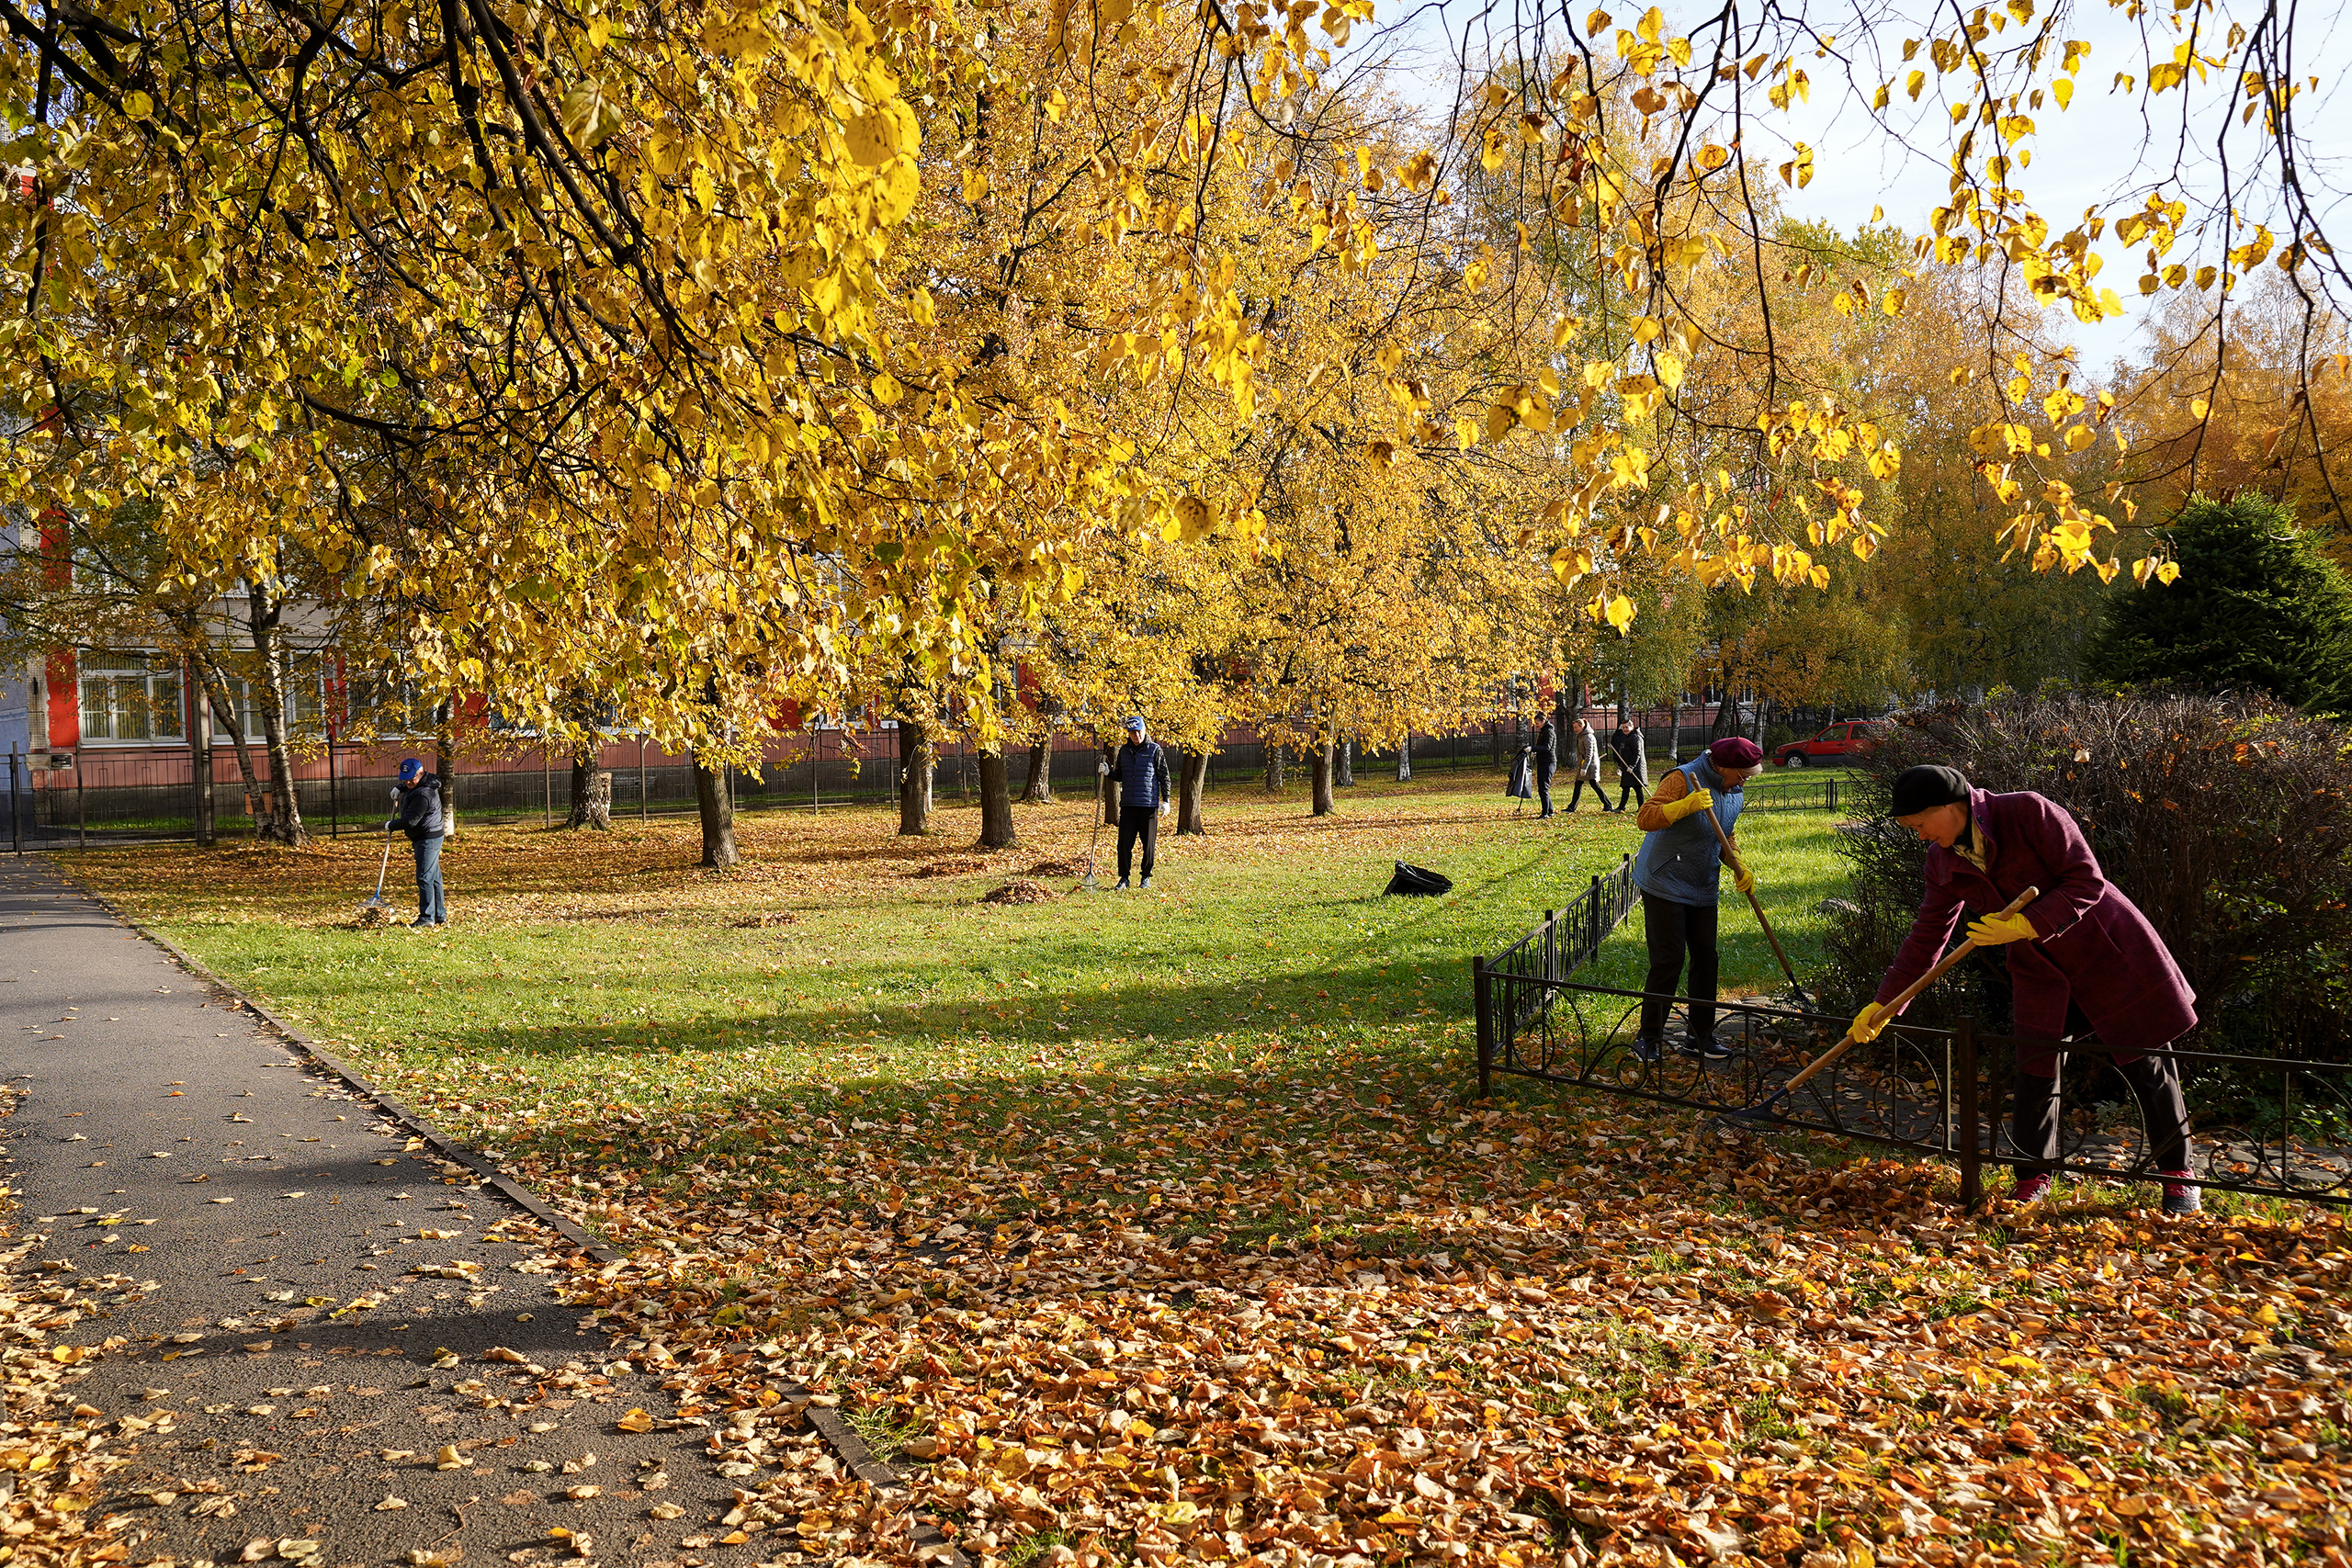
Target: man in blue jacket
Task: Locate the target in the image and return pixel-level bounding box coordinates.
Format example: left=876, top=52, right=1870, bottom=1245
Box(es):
left=1113, top=716, right=1172, bottom=891
left=384, top=758, right=449, bottom=929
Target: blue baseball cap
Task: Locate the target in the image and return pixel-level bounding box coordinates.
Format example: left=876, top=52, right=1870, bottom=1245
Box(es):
left=1123, top=716, right=1147, bottom=731
left=398, top=758, right=424, bottom=784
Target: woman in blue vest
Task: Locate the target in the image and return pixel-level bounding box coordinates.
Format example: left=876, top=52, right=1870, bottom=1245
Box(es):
left=1629, top=736, right=1765, bottom=1060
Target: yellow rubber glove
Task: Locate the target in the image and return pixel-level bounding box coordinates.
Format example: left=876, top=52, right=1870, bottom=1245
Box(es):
left=1849, top=1002, right=1888, bottom=1043
left=1965, top=911, right=2038, bottom=946
left=1659, top=787, right=1714, bottom=824
left=1728, top=856, right=1756, bottom=897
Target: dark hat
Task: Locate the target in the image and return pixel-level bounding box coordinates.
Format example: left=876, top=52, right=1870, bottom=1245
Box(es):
left=398, top=758, right=424, bottom=784
left=1123, top=715, right=1147, bottom=732
left=1889, top=764, right=1973, bottom=818
left=1708, top=737, right=1764, bottom=768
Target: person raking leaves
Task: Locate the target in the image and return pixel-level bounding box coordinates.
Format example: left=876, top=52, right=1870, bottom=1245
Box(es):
left=1854, top=764, right=2200, bottom=1214
left=1631, top=736, right=1765, bottom=1062
left=1112, top=716, right=1172, bottom=891
left=384, top=757, right=449, bottom=930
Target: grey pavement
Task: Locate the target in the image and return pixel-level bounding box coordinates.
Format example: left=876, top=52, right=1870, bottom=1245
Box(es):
left=0, top=859, right=815, bottom=1567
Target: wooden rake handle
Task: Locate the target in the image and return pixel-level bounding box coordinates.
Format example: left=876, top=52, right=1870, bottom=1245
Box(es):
left=1773, top=884, right=2040, bottom=1100
left=1696, top=798, right=1805, bottom=996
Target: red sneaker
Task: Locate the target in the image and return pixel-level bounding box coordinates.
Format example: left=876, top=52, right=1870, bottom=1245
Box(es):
left=2009, top=1171, right=2052, bottom=1206
left=2157, top=1170, right=2201, bottom=1215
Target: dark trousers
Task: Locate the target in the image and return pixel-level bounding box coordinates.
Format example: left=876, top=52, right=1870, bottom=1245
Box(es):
left=1535, top=764, right=1555, bottom=816
left=1612, top=772, right=1646, bottom=810
left=1639, top=893, right=1718, bottom=1043
left=1116, top=806, right=1158, bottom=881
left=1567, top=773, right=1603, bottom=809
left=412, top=833, right=447, bottom=924
left=2012, top=1053, right=2190, bottom=1175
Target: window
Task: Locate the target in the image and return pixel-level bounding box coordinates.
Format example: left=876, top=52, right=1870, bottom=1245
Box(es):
left=204, top=657, right=332, bottom=740
left=78, top=651, right=184, bottom=743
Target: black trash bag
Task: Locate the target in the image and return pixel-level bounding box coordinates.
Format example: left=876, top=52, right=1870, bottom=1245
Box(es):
left=1505, top=753, right=1534, bottom=799
left=1385, top=862, right=1453, bottom=897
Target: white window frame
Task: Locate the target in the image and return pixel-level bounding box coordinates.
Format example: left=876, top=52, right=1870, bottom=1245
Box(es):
left=77, top=651, right=185, bottom=746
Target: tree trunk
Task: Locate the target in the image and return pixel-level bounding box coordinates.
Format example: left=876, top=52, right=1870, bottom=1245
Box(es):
left=1752, top=692, right=1768, bottom=747
left=898, top=714, right=936, bottom=835
left=977, top=750, right=1017, bottom=848
left=693, top=748, right=737, bottom=866
left=1020, top=735, right=1055, bottom=803
left=1669, top=702, right=1682, bottom=764
left=566, top=750, right=613, bottom=829
left=1262, top=740, right=1285, bottom=792
left=1176, top=747, right=1209, bottom=835
left=1711, top=678, right=1744, bottom=739
left=1100, top=744, right=1119, bottom=827
left=243, top=581, right=306, bottom=846
left=1335, top=739, right=1353, bottom=787
left=1310, top=738, right=1335, bottom=816
left=435, top=714, right=458, bottom=840
left=201, top=676, right=266, bottom=831
left=1396, top=734, right=1412, bottom=782
left=190, top=713, right=215, bottom=847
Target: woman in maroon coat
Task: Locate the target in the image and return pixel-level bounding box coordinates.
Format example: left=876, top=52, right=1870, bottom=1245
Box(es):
left=1850, top=765, right=2200, bottom=1213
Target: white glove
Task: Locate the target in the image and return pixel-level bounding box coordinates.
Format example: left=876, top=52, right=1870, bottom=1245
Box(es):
left=1160, top=801, right=1171, bottom=816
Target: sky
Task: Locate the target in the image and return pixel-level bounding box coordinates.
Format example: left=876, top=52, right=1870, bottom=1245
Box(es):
left=1350, top=0, right=2352, bottom=377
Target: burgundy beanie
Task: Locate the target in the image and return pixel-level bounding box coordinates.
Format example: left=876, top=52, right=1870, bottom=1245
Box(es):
left=1708, top=737, right=1764, bottom=768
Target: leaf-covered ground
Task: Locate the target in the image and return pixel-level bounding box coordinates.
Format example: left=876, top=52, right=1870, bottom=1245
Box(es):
left=58, top=780, right=2352, bottom=1567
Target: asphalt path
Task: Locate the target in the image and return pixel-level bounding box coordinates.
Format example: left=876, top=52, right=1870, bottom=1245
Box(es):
left=0, top=859, right=803, bottom=1567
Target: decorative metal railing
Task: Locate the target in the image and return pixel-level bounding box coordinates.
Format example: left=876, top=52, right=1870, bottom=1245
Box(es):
left=1471, top=895, right=2352, bottom=1208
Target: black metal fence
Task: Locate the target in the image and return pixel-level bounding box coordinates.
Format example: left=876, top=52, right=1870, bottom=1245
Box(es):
left=1472, top=879, right=2352, bottom=1209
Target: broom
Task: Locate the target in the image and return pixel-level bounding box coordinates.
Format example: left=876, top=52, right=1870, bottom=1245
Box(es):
left=1715, top=886, right=2039, bottom=1126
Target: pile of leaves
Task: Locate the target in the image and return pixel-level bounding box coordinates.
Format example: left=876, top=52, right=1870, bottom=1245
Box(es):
left=911, top=859, right=997, bottom=880
left=0, top=1087, right=141, bottom=1563
left=980, top=881, right=1058, bottom=907
left=466, top=1060, right=2352, bottom=1568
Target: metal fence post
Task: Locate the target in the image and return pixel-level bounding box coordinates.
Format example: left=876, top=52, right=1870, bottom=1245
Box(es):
left=639, top=736, right=649, bottom=824
left=76, top=758, right=85, bottom=849
left=1472, top=956, right=1494, bottom=1096
left=1826, top=777, right=1838, bottom=813
left=328, top=739, right=339, bottom=838
left=7, top=750, right=17, bottom=854
left=1956, top=1014, right=1983, bottom=1211
left=543, top=748, right=552, bottom=828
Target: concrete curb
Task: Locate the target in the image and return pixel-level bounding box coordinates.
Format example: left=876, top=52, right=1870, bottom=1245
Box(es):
left=46, top=858, right=971, bottom=1568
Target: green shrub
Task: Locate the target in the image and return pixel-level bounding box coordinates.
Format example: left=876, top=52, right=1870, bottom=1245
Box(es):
left=1816, top=690, right=2352, bottom=1065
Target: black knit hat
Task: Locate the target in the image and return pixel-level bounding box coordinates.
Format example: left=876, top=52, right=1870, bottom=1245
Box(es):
left=1888, top=764, right=1973, bottom=818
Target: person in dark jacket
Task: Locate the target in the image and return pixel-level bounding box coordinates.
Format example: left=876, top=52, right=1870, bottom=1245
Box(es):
left=1113, top=716, right=1172, bottom=890
left=383, top=758, right=448, bottom=929
left=1529, top=714, right=1558, bottom=818
left=1607, top=719, right=1648, bottom=812
left=1854, top=764, right=2200, bottom=1213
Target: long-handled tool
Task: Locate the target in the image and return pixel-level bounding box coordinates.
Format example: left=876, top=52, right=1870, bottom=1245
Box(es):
left=360, top=829, right=394, bottom=916
left=1701, top=801, right=1809, bottom=1005
left=1717, top=885, right=2039, bottom=1126
left=1077, top=755, right=1109, bottom=891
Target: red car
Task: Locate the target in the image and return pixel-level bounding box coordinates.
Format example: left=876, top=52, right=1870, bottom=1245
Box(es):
left=1773, top=720, right=1879, bottom=767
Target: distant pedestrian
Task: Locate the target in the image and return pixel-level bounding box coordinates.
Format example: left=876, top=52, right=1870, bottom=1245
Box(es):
left=1608, top=719, right=1647, bottom=812
left=1113, top=716, right=1171, bottom=891
left=385, top=758, right=447, bottom=929
left=1530, top=713, right=1558, bottom=818
left=1564, top=716, right=1606, bottom=810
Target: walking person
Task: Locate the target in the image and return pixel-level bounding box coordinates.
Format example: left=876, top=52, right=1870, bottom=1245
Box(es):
left=1607, top=717, right=1648, bottom=813
left=1112, top=716, right=1172, bottom=891
left=1564, top=715, right=1607, bottom=811
left=1530, top=711, right=1558, bottom=818
left=384, top=758, right=448, bottom=930
left=1850, top=765, right=2201, bottom=1213
left=1630, top=737, right=1765, bottom=1060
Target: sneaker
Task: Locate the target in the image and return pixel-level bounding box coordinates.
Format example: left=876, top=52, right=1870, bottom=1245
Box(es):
left=1630, top=1034, right=1662, bottom=1064
left=410, top=917, right=435, bottom=929
left=2010, top=1171, right=2052, bottom=1206
left=2158, top=1170, right=2201, bottom=1215
left=1678, top=1035, right=1735, bottom=1062
left=1140, top=875, right=1152, bottom=890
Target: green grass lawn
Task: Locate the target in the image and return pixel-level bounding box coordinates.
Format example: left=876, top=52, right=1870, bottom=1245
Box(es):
left=57, top=775, right=1849, bottom=1123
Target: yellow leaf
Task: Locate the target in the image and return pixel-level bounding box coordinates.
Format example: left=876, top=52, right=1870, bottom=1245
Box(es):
left=1603, top=593, right=1635, bottom=632
left=616, top=1408, right=656, bottom=1434
left=2190, top=398, right=2210, bottom=419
